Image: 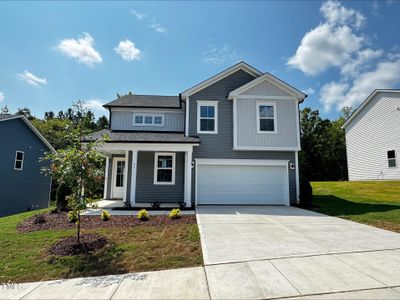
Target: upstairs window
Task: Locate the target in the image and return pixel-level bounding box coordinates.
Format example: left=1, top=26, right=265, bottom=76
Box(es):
left=14, top=151, right=24, bottom=170
left=133, top=114, right=164, bottom=126
left=154, top=153, right=175, bottom=185
left=197, top=101, right=218, bottom=134
left=388, top=150, right=397, bottom=168
left=257, top=101, right=276, bottom=133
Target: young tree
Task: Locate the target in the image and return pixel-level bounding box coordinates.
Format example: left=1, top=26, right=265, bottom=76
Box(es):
left=42, top=101, right=107, bottom=242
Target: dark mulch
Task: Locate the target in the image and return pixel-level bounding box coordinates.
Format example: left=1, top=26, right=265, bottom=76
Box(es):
left=17, top=212, right=196, bottom=233
left=49, top=234, right=108, bottom=256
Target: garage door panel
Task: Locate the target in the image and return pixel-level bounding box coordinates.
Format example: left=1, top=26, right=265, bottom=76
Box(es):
left=197, top=164, right=287, bottom=205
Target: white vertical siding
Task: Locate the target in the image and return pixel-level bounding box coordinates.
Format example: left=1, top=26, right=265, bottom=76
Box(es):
left=345, top=92, right=400, bottom=180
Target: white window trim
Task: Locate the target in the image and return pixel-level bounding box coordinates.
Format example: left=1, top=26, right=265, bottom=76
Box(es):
left=154, top=152, right=176, bottom=185
left=388, top=150, right=397, bottom=168
left=14, top=151, right=24, bottom=171
left=197, top=100, right=218, bottom=134
left=133, top=113, right=164, bottom=127
left=256, top=101, right=277, bottom=134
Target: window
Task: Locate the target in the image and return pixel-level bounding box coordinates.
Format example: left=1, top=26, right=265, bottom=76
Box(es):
left=197, top=101, right=218, bottom=134
left=257, top=101, right=276, bottom=133
left=115, top=160, right=125, bottom=187
left=133, top=113, right=164, bottom=126
left=154, top=153, right=175, bottom=185
left=14, top=151, right=24, bottom=170
left=388, top=150, right=397, bottom=168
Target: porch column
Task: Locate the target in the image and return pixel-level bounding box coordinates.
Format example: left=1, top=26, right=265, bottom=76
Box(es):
left=184, top=149, right=193, bottom=207
left=130, top=150, right=138, bottom=207
left=103, top=156, right=111, bottom=199
left=122, top=151, right=129, bottom=204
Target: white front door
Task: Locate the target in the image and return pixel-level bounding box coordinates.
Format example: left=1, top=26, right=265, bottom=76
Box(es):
left=112, top=158, right=126, bottom=199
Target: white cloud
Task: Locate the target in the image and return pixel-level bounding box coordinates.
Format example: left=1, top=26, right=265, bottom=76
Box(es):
left=18, top=70, right=48, bottom=87
left=320, top=0, right=365, bottom=29
left=0, top=91, right=4, bottom=102
left=83, top=99, right=106, bottom=111
left=56, top=33, right=102, bottom=67
left=340, top=48, right=383, bottom=78
left=114, top=39, right=141, bottom=61
left=130, top=10, right=146, bottom=21
left=303, top=87, right=315, bottom=95
left=320, top=56, right=400, bottom=111
left=202, top=45, right=241, bottom=65
left=149, top=22, right=167, bottom=34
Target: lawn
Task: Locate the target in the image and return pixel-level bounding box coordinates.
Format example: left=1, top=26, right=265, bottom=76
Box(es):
left=0, top=209, right=202, bottom=283
left=311, top=181, right=400, bottom=232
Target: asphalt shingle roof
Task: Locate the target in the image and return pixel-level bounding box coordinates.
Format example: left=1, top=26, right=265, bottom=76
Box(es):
left=0, top=114, right=15, bottom=120
left=103, top=95, right=181, bottom=109
left=85, top=129, right=200, bottom=144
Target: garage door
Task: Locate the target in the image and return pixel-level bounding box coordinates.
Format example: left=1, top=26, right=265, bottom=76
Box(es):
left=197, top=162, right=288, bottom=205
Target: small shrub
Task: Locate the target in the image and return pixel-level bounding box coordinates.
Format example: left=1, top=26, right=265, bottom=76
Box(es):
left=299, top=177, right=313, bottom=208
left=137, top=209, right=149, bottom=221
left=91, top=202, right=99, bottom=209
left=101, top=210, right=111, bottom=221
left=67, top=211, right=78, bottom=223
left=169, top=208, right=181, bottom=220
left=33, top=215, right=46, bottom=224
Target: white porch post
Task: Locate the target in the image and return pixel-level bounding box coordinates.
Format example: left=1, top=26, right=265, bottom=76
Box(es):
left=103, top=156, right=110, bottom=199
left=122, top=151, right=129, bottom=204
left=184, top=149, right=193, bottom=207
left=130, top=150, right=138, bottom=207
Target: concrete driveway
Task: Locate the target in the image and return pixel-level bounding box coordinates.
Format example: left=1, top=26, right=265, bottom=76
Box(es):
left=197, top=205, right=400, bottom=299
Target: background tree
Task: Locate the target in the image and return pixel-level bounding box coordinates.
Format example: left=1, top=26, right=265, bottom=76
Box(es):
left=42, top=101, right=107, bottom=242
left=1, top=105, right=9, bottom=114
left=97, top=115, right=109, bottom=129
left=16, top=107, right=34, bottom=120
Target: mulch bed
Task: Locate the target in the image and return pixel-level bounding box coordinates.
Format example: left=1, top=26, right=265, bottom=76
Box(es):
left=17, top=212, right=197, bottom=233
left=49, top=234, right=108, bottom=256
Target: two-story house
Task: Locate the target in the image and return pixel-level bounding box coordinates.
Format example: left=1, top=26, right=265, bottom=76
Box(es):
left=87, top=62, right=306, bottom=207
left=342, top=89, right=400, bottom=181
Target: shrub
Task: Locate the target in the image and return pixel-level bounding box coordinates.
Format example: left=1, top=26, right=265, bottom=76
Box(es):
left=299, top=177, right=313, bottom=208
left=169, top=208, right=181, bottom=220
left=33, top=215, right=46, bottom=224
left=101, top=210, right=111, bottom=221
left=137, top=209, right=149, bottom=221
left=67, top=211, right=78, bottom=223
left=91, top=202, right=99, bottom=209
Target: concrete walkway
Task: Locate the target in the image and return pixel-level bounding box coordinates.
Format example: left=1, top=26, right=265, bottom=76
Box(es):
left=197, top=206, right=400, bottom=299
left=3, top=206, right=400, bottom=299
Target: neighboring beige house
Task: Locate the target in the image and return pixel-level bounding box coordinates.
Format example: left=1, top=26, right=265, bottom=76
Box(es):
left=342, top=89, right=400, bottom=181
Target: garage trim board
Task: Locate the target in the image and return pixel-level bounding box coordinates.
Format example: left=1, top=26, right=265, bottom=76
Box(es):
left=195, top=159, right=290, bottom=206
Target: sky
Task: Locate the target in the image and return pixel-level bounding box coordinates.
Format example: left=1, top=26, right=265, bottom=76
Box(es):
left=0, top=0, right=399, bottom=119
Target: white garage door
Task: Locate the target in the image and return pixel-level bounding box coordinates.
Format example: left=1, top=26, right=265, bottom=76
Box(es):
left=197, top=162, right=289, bottom=205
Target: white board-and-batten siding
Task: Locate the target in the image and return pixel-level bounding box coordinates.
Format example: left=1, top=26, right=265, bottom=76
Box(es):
left=345, top=92, right=400, bottom=180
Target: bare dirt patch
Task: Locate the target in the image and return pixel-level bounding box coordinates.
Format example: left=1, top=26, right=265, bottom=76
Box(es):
left=17, top=212, right=196, bottom=233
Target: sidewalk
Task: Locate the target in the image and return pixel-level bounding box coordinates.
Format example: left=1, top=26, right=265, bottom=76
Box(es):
left=1, top=267, right=209, bottom=300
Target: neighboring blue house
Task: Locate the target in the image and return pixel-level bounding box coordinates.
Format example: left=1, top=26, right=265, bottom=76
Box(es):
left=0, top=114, right=55, bottom=217
left=87, top=61, right=306, bottom=207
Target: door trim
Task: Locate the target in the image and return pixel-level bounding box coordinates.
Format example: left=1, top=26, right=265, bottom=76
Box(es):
left=111, top=157, right=126, bottom=199
left=195, top=158, right=290, bottom=206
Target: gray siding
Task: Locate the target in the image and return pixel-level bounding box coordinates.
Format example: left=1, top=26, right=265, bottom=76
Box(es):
left=0, top=118, right=51, bottom=217
left=242, top=80, right=291, bottom=97
left=125, top=151, right=133, bottom=205
left=136, top=152, right=184, bottom=203
left=111, top=110, right=184, bottom=132
left=236, top=98, right=298, bottom=148
left=188, top=70, right=297, bottom=204
left=345, top=92, right=400, bottom=180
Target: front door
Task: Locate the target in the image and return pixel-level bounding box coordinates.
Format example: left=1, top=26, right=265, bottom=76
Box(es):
left=112, top=158, right=126, bottom=199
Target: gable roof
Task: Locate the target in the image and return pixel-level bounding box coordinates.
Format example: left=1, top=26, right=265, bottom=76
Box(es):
left=103, top=94, right=181, bottom=109
left=181, top=61, right=263, bottom=98
left=228, top=73, right=307, bottom=102
left=0, top=114, right=56, bottom=152
left=342, top=89, right=400, bottom=129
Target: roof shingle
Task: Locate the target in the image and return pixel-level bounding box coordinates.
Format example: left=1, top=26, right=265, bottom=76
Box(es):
left=103, top=95, right=181, bottom=109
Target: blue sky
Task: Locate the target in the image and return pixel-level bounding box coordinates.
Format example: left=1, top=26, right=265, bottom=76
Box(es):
left=0, top=0, right=399, bottom=119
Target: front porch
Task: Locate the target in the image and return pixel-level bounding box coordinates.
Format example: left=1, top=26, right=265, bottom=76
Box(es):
left=100, top=142, right=196, bottom=208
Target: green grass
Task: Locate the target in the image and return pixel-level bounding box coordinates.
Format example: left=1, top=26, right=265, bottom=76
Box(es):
left=311, top=181, right=400, bottom=232
left=0, top=210, right=203, bottom=283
